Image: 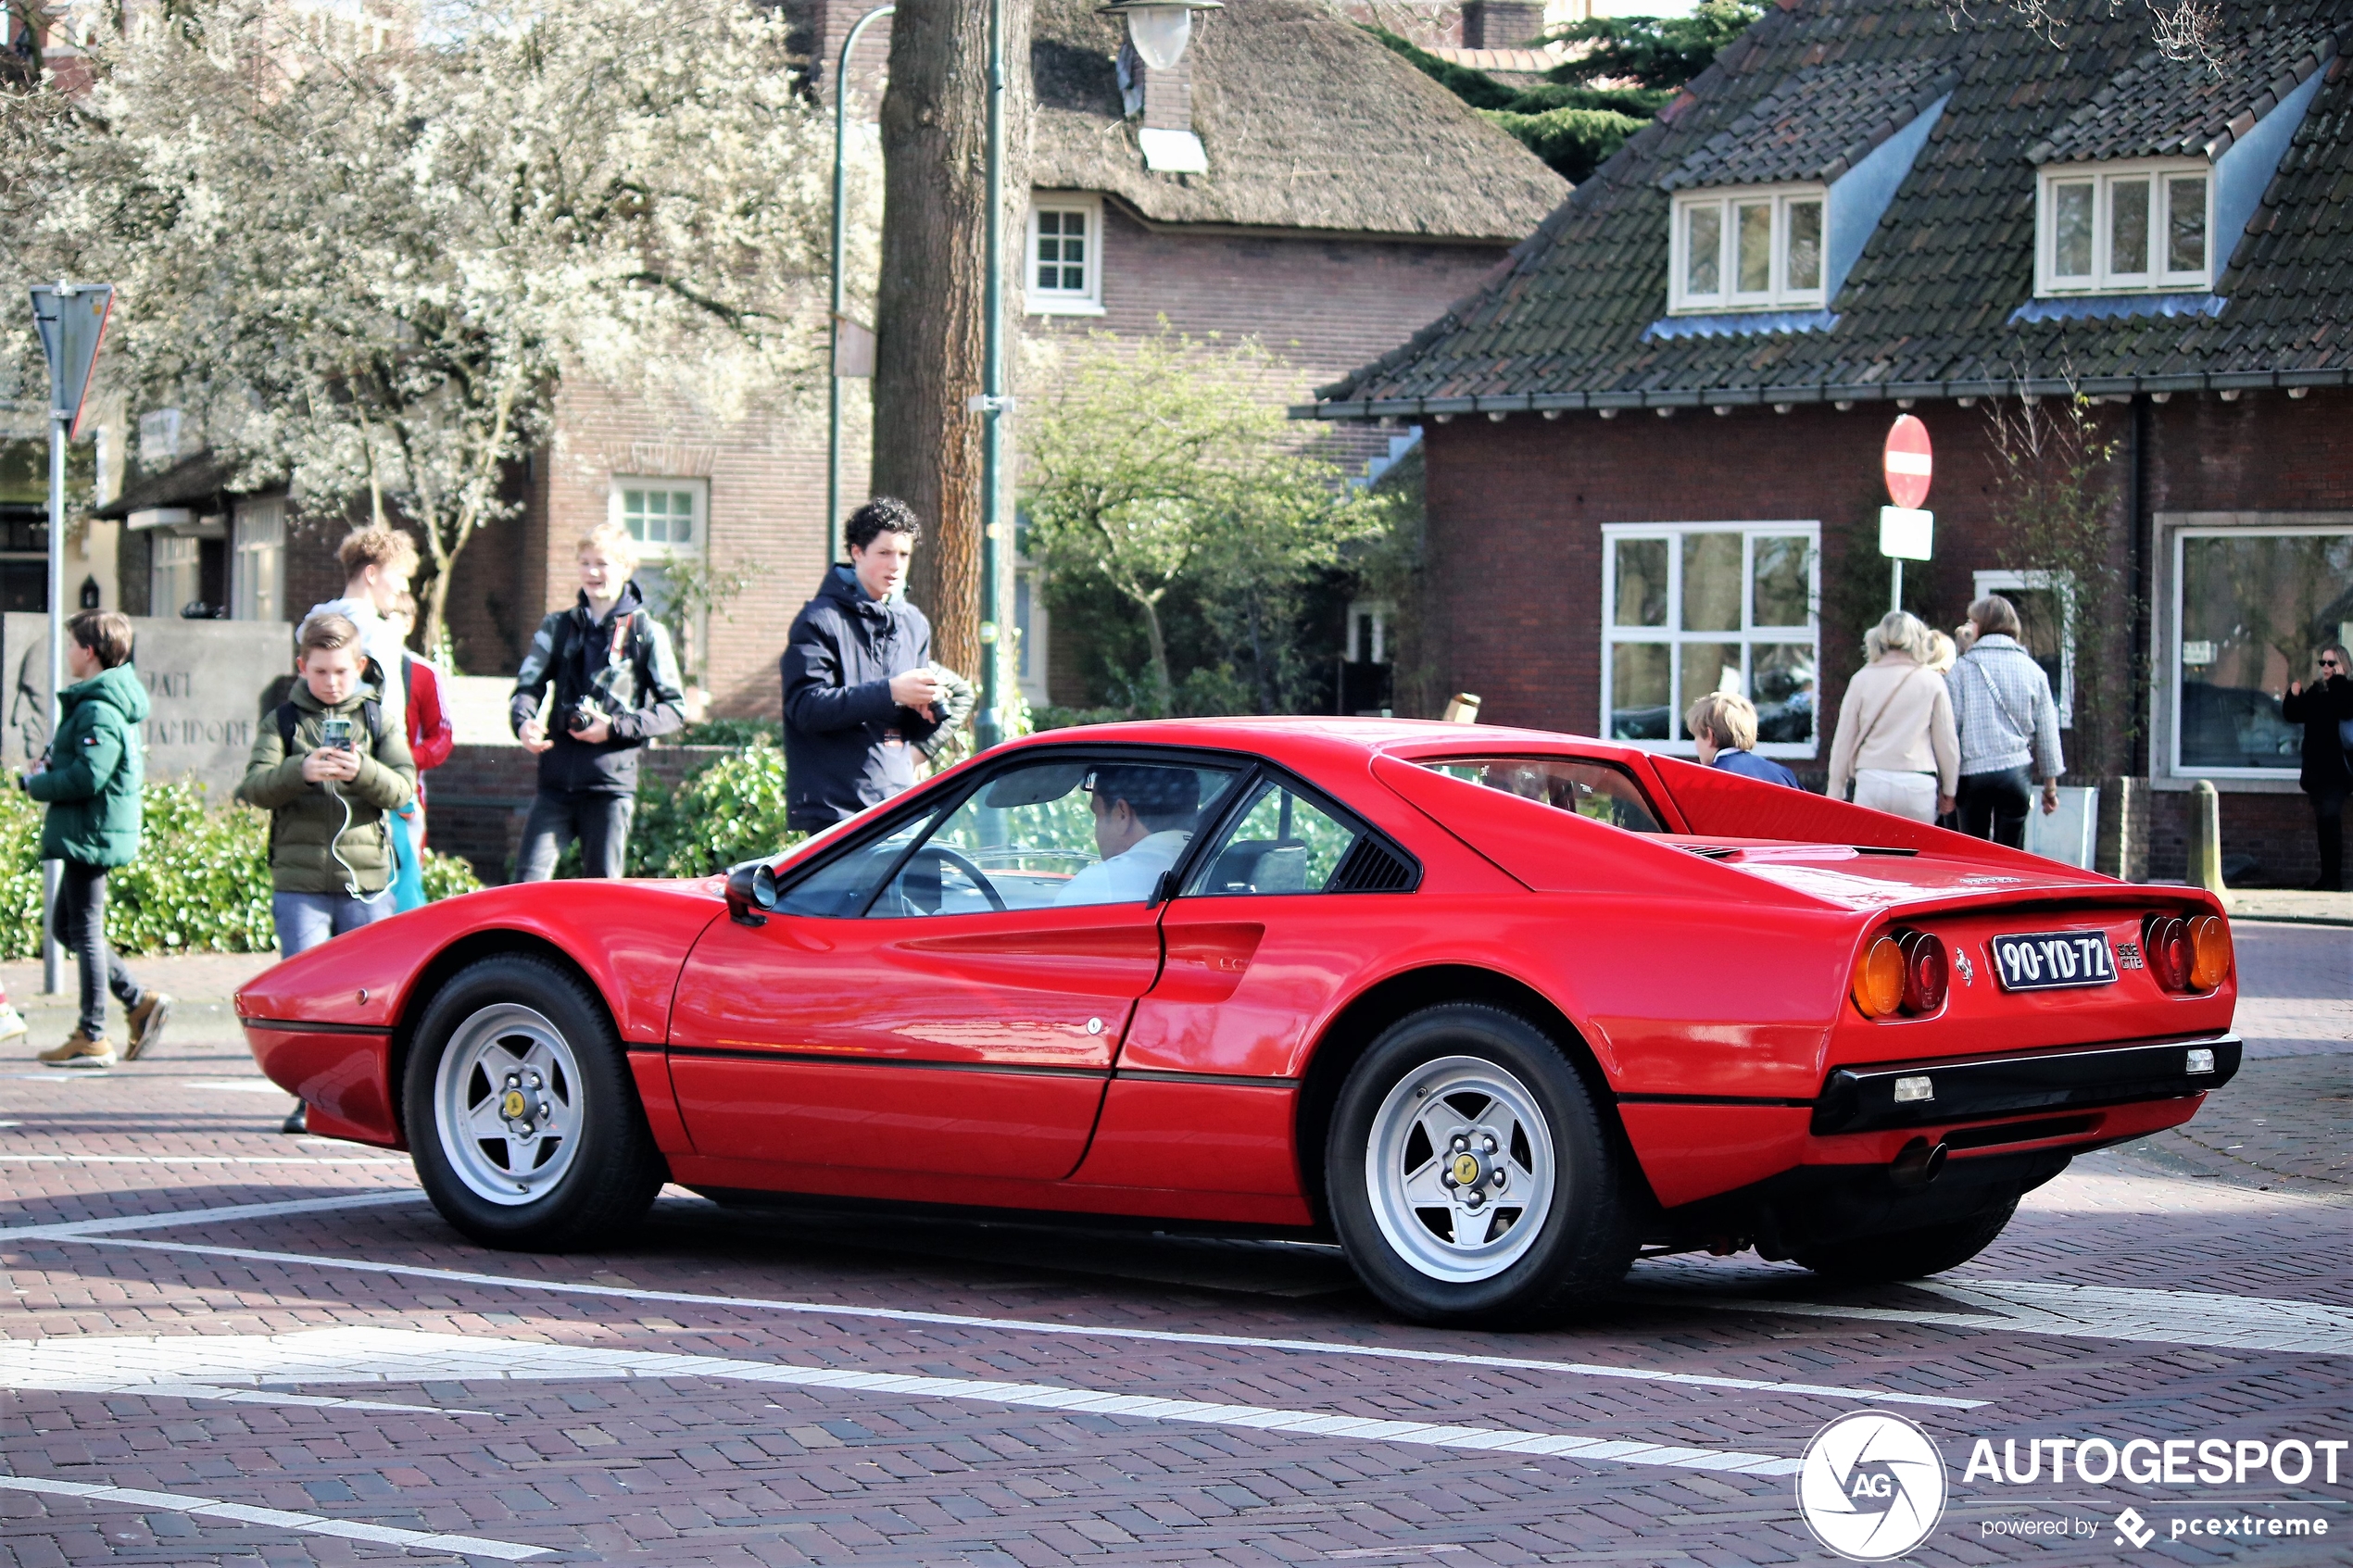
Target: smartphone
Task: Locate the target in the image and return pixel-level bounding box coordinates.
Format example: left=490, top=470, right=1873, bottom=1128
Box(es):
left=320, top=717, right=354, bottom=752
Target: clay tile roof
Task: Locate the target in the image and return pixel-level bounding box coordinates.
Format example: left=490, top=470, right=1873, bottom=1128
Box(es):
left=1310, top=0, right=2353, bottom=414
left=1029, top=0, right=1567, bottom=241
left=2030, top=25, right=2342, bottom=164
left=1660, top=56, right=1960, bottom=190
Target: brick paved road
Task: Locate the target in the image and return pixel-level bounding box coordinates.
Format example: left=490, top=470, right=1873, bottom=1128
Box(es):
left=2, top=926, right=2346, bottom=1566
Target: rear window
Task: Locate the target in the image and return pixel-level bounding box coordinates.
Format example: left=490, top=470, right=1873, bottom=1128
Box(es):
left=1419, top=757, right=1666, bottom=834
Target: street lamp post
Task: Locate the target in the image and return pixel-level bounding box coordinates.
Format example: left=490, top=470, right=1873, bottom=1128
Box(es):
left=825, top=4, right=895, bottom=568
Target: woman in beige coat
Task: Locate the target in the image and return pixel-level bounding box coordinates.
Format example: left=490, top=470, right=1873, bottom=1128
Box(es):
left=1827, top=611, right=1960, bottom=823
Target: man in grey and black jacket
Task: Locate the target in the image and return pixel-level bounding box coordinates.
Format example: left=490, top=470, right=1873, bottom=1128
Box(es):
left=782, top=497, right=945, bottom=832
left=510, top=522, right=686, bottom=878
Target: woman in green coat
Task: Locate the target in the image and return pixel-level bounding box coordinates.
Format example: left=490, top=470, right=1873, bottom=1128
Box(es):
left=15, top=612, right=170, bottom=1069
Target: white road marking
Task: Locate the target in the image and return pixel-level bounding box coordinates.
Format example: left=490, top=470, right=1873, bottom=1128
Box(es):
left=1630, top=1277, right=2353, bottom=1356
left=0, top=1155, right=405, bottom=1167
left=71, top=1232, right=1980, bottom=1409
left=0, top=1190, right=424, bottom=1242
left=0, top=1472, right=545, bottom=1560
left=1, top=1328, right=1805, bottom=1478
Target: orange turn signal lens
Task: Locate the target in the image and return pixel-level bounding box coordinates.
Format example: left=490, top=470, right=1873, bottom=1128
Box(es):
left=1852, top=935, right=1906, bottom=1018
left=2188, top=913, right=2232, bottom=990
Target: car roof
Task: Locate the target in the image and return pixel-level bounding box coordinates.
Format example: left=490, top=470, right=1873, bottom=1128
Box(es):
left=997, top=716, right=1651, bottom=770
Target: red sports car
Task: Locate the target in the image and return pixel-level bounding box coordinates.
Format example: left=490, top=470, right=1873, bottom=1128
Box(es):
left=236, top=719, right=2239, bottom=1327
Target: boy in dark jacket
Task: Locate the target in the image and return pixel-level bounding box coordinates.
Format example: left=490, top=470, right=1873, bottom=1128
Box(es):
left=2282, top=643, right=2353, bottom=890
left=510, top=522, right=686, bottom=879
left=237, top=613, right=418, bottom=950
left=782, top=496, right=947, bottom=831
left=17, top=611, right=170, bottom=1068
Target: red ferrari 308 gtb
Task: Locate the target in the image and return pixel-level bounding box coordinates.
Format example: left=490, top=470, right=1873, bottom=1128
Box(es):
left=236, top=720, right=2239, bottom=1327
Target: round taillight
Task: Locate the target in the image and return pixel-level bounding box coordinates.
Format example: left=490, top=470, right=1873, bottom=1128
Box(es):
left=1852, top=935, right=1906, bottom=1018
left=2188, top=913, right=2233, bottom=990
left=2145, top=915, right=2194, bottom=991
left=1900, top=930, right=1949, bottom=1014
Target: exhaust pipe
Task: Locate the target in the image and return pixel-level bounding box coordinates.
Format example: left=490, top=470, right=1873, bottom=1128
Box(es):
left=1890, top=1136, right=1947, bottom=1189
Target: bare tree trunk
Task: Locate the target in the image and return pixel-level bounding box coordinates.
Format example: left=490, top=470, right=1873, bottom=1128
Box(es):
left=871, top=0, right=1031, bottom=680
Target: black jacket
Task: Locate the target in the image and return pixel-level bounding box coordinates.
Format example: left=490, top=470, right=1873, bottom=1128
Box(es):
left=2281, top=674, right=2353, bottom=796
left=782, top=564, right=939, bottom=830
left=509, top=582, right=687, bottom=796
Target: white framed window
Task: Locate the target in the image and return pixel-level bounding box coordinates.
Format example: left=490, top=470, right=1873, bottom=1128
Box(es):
left=231, top=497, right=286, bottom=622
left=151, top=533, right=203, bottom=620
left=1667, top=184, right=1826, bottom=314
left=2158, top=520, right=2353, bottom=784
left=1345, top=600, right=1389, bottom=665
left=1601, top=522, right=1820, bottom=757
left=1013, top=558, right=1051, bottom=708
left=1026, top=195, right=1103, bottom=316
left=2036, top=160, right=2211, bottom=295
left=1971, top=569, right=2075, bottom=728
left=609, top=475, right=711, bottom=675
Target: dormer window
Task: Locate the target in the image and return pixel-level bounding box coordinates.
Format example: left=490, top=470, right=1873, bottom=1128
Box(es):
left=2036, top=160, right=2210, bottom=295
left=1669, top=186, right=1827, bottom=313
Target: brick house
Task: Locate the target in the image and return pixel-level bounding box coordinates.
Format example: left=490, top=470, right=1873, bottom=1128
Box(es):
left=1307, top=0, right=2353, bottom=885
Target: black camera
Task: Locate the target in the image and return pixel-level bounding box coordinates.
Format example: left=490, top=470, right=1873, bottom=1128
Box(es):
left=560, top=696, right=609, bottom=735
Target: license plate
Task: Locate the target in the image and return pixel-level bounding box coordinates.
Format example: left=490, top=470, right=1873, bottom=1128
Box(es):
left=1989, top=930, right=2119, bottom=992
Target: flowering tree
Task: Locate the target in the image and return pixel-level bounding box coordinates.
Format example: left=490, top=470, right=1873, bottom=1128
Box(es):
left=1, top=0, right=840, bottom=651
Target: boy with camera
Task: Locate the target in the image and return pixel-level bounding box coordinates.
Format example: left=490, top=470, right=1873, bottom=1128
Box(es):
left=510, top=521, right=686, bottom=880
left=237, top=612, right=419, bottom=954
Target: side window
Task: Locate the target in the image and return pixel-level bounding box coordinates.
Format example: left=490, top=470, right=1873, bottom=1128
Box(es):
left=1420, top=757, right=1665, bottom=834
left=1186, top=777, right=1411, bottom=897
left=772, top=813, right=935, bottom=918
left=871, top=754, right=1243, bottom=918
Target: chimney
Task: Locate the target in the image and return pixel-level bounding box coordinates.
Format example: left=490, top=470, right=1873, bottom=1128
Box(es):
left=1118, top=37, right=1207, bottom=173
left=1463, top=1, right=1549, bottom=50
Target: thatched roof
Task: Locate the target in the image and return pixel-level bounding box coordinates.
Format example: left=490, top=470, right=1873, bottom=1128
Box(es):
left=1030, top=0, right=1567, bottom=242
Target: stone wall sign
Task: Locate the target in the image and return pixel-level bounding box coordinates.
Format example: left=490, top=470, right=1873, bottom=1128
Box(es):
left=4, top=612, right=293, bottom=800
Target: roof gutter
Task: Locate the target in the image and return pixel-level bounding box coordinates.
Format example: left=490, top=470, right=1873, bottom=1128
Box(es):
left=1290, top=366, right=2352, bottom=421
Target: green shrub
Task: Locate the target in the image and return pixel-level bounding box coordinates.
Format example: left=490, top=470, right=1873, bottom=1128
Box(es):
left=629, top=738, right=804, bottom=877
left=0, top=779, right=483, bottom=960
left=672, top=716, right=783, bottom=748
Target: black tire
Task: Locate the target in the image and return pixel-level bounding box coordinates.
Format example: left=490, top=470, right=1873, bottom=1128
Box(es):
left=403, top=954, right=665, bottom=1250
left=1326, top=1003, right=1632, bottom=1328
left=1793, top=1197, right=2020, bottom=1283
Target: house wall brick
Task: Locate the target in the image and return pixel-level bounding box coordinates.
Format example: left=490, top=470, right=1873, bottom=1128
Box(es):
left=1416, top=385, right=2353, bottom=884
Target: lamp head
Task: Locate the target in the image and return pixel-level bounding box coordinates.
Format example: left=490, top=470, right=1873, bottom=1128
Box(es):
left=1099, top=0, right=1221, bottom=72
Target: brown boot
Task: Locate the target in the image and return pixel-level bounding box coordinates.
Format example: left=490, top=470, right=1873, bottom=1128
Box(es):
left=38, top=1027, right=118, bottom=1070
left=124, top=993, right=173, bottom=1060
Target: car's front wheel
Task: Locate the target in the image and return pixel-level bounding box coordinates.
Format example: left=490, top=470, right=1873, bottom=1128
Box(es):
left=1792, top=1197, right=2020, bottom=1282
left=404, top=954, right=665, bottom=1250
left=1327, top=1004, right=1632, bottom=1328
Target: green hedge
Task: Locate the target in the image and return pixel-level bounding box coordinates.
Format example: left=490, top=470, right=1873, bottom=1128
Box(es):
left=0, top=779, right=481, bottom=960
left=628, top=738, right=805, bottom=877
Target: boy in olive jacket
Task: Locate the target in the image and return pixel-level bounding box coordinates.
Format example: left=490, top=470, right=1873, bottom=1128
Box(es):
left=16, top=611, right=170, bottom=1068
left=237, top=612, right=417, bottom=957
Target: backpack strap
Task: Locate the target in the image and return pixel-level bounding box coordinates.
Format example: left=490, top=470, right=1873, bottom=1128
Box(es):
left=275, top=701, right=298, bottom=753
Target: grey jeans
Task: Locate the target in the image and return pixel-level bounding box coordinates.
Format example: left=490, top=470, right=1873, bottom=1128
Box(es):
left=518, top=789, right=635, bottom=881
left=53, top=860, right=143, bottom=1037
left=273, top=889, right=395, bottom=959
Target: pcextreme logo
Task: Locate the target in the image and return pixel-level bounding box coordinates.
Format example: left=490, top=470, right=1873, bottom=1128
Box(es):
left=1797, top=1412, right=1950, bottom=1562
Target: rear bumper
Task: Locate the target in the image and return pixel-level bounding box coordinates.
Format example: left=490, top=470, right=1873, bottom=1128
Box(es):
left=1810, top=1035, right=2242, bottom=1135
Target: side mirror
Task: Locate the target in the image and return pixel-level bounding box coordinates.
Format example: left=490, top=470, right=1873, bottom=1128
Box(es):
left=725, top=862, right=779, bottom=927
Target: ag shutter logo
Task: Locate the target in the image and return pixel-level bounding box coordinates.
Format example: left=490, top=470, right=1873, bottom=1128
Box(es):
left=1797, top=1412, right=1949, bottom=1562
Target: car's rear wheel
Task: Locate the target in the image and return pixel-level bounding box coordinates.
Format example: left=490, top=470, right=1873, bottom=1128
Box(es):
left=404, top=954, right=665, bottom=1250
left=1793, top=1197, right=2020, bottom=1282
left=1327, top=1004, right=1632, bottom=1327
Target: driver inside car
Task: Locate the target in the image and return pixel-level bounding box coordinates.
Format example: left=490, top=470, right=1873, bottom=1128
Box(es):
left=1056, top=765, right=1202, bottom=907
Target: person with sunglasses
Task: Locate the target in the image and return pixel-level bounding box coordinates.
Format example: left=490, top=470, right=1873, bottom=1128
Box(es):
left=2282, top=643, right=2353, bottom=891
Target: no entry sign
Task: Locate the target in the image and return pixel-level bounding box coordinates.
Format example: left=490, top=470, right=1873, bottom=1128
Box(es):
left=1883, top=413, right=1932, bottom=508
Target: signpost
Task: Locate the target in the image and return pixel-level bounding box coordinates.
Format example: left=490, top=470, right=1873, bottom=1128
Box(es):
left=29, top=282, right=114, bottom=996
left=1880, top=413, right=1933, bottom=612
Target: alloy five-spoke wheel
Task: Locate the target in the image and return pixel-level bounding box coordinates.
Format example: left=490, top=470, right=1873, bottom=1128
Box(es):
left=1365, top=1055, right=1554, bottom=1283
left=1327, top=1004, right=1632, bottom=1327
left=434, top=1003, right=584, bottom=1205
left=405, top=954, right=665, bottom=1250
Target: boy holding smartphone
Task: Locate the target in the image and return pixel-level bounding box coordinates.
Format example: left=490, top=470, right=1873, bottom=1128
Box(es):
left=237, top=612, right=418, bottom=955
